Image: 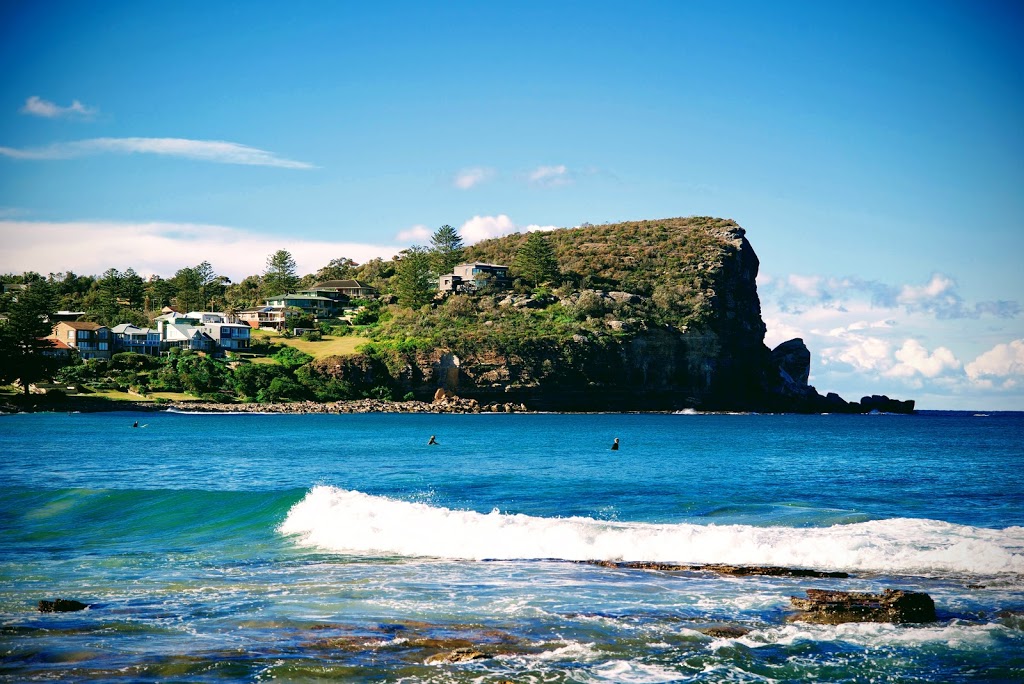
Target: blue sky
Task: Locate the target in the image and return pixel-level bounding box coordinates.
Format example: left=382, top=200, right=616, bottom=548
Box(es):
left=1, top=1, right=1022, bottom=409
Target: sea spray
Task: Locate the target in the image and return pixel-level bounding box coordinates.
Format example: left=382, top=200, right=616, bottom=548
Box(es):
left=280, top=486, right=1024, bottom=576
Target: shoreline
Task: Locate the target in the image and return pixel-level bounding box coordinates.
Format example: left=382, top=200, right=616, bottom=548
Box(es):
left=0, top=395, right=532, bottom=415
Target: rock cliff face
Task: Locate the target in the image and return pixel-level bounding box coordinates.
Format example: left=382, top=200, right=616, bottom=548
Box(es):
left=364, top=219, right=913, bottom=413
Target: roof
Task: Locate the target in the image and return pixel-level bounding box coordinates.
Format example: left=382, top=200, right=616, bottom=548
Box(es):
left=311, top=279, right=375, bottom=289
left=42, top=336, right=73, bottom=350
left=266, top=294, right=336, bottom=302
left=58, top=321, right=106, bottom=330
left=457, top=262, right=509, bottom=269
left=111, top=324, right=157, bottom=334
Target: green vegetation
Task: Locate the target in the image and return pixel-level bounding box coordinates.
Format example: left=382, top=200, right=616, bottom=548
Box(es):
left=1, top=216, right=745, bottom=404
left=430, top=224, right=465, bottom=275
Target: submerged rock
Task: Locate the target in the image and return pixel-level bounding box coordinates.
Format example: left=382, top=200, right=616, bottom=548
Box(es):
left=424, top=647, right=490, bottom=664
left=696, top=625, right=752, bottom=638
left=589, top=561, right=849, bottom=579
left=38, top=598, right=89, bottom=612
left=790, top=588, right=936, bottom=624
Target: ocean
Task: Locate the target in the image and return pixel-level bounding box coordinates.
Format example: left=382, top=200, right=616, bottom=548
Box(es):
left=1, top=410, right=1022, bottom=682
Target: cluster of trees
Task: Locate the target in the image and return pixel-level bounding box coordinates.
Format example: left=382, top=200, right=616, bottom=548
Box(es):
left=50, top=345, right=398, bottom=404
left=2, top=217, right=735, bottom=403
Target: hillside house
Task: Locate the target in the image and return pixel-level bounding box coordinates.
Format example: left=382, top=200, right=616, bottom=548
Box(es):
left=439, top=263, right=512, bottom=293
left=198, top=322, right=251, bottom=351
left=111, top=324, right=162, bottom=356
left=305, top=279, right=377, bottom=299
left=264, top=293, right=345, bottom=319
left=52, top=321, right=112, bottom=360
left=237, top=306, right=288, bottom=330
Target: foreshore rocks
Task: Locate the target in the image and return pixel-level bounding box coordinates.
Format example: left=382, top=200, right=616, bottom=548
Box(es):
left=162, top=395, right=529, bottom=415
left=587, top=561, right=849, bottom=578
left=790, top=589, right=937, bottom=624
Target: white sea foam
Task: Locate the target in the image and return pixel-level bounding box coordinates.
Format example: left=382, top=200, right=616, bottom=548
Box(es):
left=279, top=487, right=1024, bottom=576
left=728, top=621, right=1009, bottom=650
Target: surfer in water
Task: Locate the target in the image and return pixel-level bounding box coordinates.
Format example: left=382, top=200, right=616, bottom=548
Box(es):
left=132, top=421, right=139, bottom=428
left=428, top=435, right=438, bottom=445
left=611, top=437, right=619, bottom=451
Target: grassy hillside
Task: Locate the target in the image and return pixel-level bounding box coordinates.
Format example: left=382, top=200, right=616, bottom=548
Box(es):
left=363, top=216, right=749, bottom=360
left=465, top=216, right=738, bottom=294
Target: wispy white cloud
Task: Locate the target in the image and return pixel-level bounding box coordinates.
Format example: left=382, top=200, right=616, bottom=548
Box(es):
left=528, top=164, right=571, bottom=187
left=453, top=167, right=495, bottom=190
left=0, top=137, right=314, bottom=169
left=20, top=95, right=97, bottom=119
left=0, top=220, right=399, bottom=281
left=395, top=224, right=432, bottom=243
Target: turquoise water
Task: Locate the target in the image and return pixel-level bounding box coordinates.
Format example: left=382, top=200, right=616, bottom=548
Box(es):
left=1, top=410, right=1022, bottom=681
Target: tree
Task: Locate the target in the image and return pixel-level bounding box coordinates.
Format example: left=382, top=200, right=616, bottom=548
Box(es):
left=393, top=246, right=433, bottom=308
left=120, top=268, right=145, bottom=310
left=172, top=267, right=203, bottom=312
left=0, top=281, right=60, bottom=395
left=513, top=231, right=559, bottom=287
left=264, top=249, right=299, bottom=297
left=429, top=224, right=464, bottom=275
left=315, top=258, right=358, bottom=282
left=195, top=261, right=218, bottom=309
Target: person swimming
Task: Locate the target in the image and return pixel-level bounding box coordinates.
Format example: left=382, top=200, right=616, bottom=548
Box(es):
left=611, top=438, right=619, bottom=450
left=132, top=421, right=139, bottom=428
left=428, top=435, right=438, bottom=445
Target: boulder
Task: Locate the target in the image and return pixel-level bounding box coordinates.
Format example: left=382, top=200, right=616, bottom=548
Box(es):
left=424, top=647, right=489, bottom=664
left=38, top=599, right=89, bottom=612
left=696, top=625, right=751, bottom=638
left=790, top=589, right=936, bottom=624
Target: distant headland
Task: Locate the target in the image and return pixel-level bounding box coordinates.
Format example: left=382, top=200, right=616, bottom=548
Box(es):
left=0, top=217, right=913, bottom=414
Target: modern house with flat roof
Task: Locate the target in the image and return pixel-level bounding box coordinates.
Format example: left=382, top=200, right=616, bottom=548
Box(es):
left=439, top=262, right=512, bottom=293
left=111, top=324, right=162, bottom=356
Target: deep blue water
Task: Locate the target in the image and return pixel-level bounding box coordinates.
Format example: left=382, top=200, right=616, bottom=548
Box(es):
left=1, top=410, right=1022, bottom=682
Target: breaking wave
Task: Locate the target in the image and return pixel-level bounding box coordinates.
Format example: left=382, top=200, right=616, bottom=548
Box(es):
left=280, top=486, right=1024, bottom=576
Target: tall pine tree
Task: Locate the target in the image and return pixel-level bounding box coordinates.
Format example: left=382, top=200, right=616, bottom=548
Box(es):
left=264, top=249, right=299, bottom=297
left=512, top=231, right=559, bottom=287
left=0, top=281, right=59, bottom=395
left=393, top=246, right=433, bottom=308
left=429, top=224, right=464, bottom=275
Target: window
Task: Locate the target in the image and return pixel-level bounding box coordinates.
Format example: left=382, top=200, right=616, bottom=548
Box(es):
left=67, top=330, right=74, bottom=341
left=99, top=342, right=108, bottom=350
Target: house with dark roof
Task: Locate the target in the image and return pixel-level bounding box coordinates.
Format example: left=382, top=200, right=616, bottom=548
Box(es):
left=306, top=279, right=377, bottom=299
left=264, top=293, right=346, bottom=319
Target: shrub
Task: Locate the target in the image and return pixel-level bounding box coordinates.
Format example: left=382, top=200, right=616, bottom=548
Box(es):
left=272, top=346, right=314, bottom=370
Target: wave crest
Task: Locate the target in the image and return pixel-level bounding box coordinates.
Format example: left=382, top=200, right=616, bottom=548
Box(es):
left=279, top=486, right=1024, bottom=576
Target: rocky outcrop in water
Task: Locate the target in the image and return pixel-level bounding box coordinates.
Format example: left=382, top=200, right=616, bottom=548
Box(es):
left=790, top=589, right=936, bottom=624
left=375, top=220, right=913, bottom=413
left=38, top=599, right=89, bottom=612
